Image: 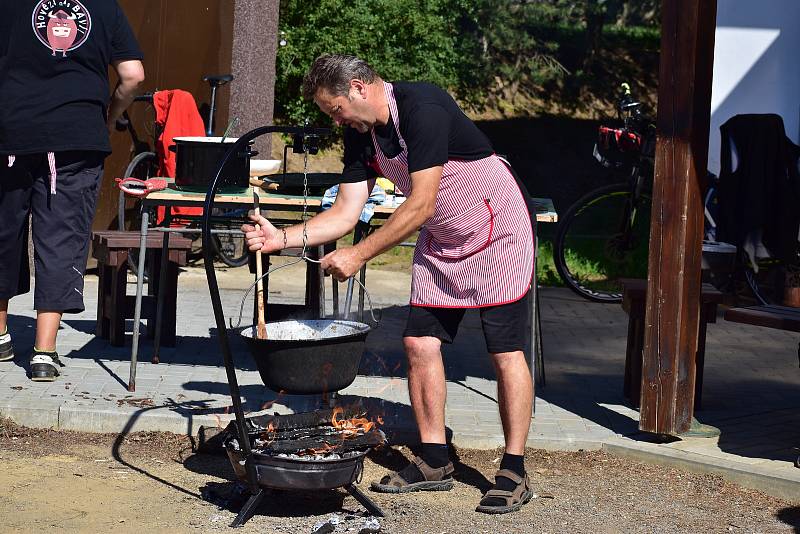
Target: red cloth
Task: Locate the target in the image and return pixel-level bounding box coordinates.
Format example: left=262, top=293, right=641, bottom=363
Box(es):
left=153, top=89, right=206, bottom=223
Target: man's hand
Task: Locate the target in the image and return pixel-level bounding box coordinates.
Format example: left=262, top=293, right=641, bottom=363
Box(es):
left=320, top=246, right=366, bottom=282
left=242, top=212, right=283, bottom=254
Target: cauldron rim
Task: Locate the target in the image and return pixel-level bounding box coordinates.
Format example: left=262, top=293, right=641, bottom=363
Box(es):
left=240, top=318, right=372, bottom=344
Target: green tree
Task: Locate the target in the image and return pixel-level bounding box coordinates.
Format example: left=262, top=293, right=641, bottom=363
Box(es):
left=276, top=0, right=471, bottom=126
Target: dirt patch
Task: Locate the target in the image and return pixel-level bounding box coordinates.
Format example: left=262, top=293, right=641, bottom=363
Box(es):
left=0, top=418, right=797, bottom=533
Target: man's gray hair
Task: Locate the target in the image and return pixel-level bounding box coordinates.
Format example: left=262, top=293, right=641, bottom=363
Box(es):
left=302, top=54, right=378, bottom=100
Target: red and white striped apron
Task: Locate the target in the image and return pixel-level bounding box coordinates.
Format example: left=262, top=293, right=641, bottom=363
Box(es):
left=370, top=82, right=534, bottom=308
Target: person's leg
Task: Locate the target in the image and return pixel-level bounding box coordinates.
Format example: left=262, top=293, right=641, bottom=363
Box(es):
left=0, top=300, right=11, bottom=362
left=34, top=311, right=62, bottom=352
left=476, top=292, right=534, bottom=513
left=491, top=349, right=533, bottom=455
left=0, top=155, right=36, bottom=361
left=371, top=306, right=463, bottom=493
left=405, top=335, right=448, bottom=445
left=29, top=151, right=104, bottom=380
left=0, top=300, right=7, bottom=333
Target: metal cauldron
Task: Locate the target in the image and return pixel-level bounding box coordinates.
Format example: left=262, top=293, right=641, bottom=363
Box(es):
left=241, top=319, right=371, bottom=394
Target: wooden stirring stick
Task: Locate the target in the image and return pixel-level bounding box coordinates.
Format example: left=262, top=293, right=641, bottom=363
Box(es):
left=253, top=186, right=267, bottom=340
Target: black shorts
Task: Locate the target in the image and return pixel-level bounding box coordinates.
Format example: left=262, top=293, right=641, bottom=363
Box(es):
left=0, top=151, right=104, bottom=313
left=403, top=291, right=531, bottom=353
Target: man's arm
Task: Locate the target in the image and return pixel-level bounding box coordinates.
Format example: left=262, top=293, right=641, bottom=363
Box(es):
left=320, top=166, right=442, bottom=280
left=107, top=59, right=145, bottom=133
left=243, top=179, right=371, bottom=253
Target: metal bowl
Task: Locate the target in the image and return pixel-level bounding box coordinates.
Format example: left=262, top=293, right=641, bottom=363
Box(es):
left=226, top=446, right=366, bottom=490
left=240, top=319, right=371, bottom=394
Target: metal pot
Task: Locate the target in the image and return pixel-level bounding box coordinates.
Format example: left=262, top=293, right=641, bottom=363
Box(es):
left=171, top=136, right=254, bottom=191
left=240, top=319, right=371, bottom=394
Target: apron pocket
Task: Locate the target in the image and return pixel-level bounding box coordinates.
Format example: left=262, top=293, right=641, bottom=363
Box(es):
left=427, top=199, right=494, bottom=260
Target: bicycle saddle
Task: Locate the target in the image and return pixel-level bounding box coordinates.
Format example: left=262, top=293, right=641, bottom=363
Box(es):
left=116, top=177, right=168, bottom=197
left=203, top=74, right=234, bottom=87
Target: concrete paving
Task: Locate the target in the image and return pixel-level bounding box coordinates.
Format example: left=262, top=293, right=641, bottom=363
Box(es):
left=1, top=262, right=799, bottom=500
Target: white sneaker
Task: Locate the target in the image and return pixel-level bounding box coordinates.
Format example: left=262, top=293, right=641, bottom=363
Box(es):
left=0, top=331, right=13, bottom=362
left=30, top=351, right=61, bottom=382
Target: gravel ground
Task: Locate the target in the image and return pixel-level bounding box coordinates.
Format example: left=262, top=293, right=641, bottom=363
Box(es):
left=0, top=417, right=798, bottom=533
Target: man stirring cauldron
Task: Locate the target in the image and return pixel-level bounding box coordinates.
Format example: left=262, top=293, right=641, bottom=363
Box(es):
left=243, top=54, right=535, bottom=514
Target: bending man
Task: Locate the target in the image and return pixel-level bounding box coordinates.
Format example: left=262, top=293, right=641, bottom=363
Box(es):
left=243, top=54, right=535, bottom=514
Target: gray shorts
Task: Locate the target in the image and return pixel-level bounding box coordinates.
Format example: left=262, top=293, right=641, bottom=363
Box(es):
left=0, top=151, right=104, bottom=313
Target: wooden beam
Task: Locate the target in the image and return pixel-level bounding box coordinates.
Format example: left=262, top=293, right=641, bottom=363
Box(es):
left=639, top=0, right=717, bottom=435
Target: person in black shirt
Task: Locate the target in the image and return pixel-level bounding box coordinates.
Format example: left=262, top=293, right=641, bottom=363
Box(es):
left=0, top=0, right=144, bottom=382
left=244, top=54, right=535, bottom=514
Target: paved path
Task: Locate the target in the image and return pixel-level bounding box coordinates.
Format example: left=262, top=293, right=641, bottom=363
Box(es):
left=1, top=263, right=799, bottom=499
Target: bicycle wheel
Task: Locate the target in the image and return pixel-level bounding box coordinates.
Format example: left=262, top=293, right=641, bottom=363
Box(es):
left=742, top=256, right=786, bottom=305
left=210, top=209, right=250, bottom=267
left=118, top=151, right=158, bottom=278
left=554, top=183, right=651, bottom=303
left=212, top=231, right=250, bottom=267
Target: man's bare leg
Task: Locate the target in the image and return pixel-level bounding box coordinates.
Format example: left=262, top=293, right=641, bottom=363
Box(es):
left=370, top=335, right=453, bottom=492
left=491, top=350, right=533, bottom=454
left=0, top=300, right=7, bottom=333
left=35, top=311, right=62, bottom=352
left=0, top=300, right=11, bottom=361
left=404, top=335, right=447, bottom=444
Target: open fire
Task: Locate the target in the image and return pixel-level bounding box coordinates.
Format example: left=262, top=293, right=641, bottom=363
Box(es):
left=225, top=408, right=386, bottom=461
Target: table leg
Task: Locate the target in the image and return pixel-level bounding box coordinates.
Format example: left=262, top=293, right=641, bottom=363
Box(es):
left=129, top=210, right=149, bottom=392
left=152, top=212, right=172, bottom=364
left=535, top=287, right=546, bottom=386
left=530, top=220, right=540, bottom=415
left=344, top=221, right=369, bottom=321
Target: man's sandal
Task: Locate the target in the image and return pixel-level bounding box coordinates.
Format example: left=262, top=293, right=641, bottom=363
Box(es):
left=370, top=456, right=455, bottom=493
left=475, top=469, right=533, bottom=514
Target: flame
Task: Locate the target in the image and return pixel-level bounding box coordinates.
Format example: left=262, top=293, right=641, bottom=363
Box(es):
left=306, top=442, right=337, bottom=455
left=259, top=421, right=278, bottom=444
left=295, top=408, right=384, bottom=457
left=331, top=407, right=377, bottom=437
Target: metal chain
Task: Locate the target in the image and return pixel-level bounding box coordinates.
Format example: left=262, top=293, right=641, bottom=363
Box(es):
left=301, top=148, right=309, bottom=257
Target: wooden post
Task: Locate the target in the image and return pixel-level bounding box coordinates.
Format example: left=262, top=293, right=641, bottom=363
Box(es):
left=639, top=0, right=717, bottom=435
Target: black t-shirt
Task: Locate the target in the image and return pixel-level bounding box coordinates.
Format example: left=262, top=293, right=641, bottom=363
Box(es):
left=0, top=0, right=143, bottom=155
left=341, top=81, right=493, bottom=183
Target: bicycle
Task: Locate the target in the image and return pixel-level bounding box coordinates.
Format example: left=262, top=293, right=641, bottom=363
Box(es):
left=553, top=84, right=793, bottom=305
left=116, top=75, right=250, bottom=274
left=553, top=83, right=656, bottom=303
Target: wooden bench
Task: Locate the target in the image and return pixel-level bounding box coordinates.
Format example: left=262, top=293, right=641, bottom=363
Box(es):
left=620, top=278, right=725, bottom=410
left=92, top=231, right=192, bottom=347
left=724, top=305, right=800, bottom=362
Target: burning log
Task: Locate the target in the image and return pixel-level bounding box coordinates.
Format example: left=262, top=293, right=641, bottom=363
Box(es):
left=255, top=429, right=384, bottom=456
left=243, top=408, right=366, bottom=433
left=226, top=408, right=386, bottom=458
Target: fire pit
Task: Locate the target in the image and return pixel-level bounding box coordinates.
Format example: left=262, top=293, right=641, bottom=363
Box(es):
left=221, top=408, right=387, bottom=526
left=201, top=126, right=385, bottom=527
